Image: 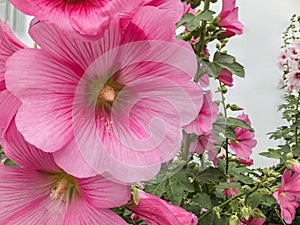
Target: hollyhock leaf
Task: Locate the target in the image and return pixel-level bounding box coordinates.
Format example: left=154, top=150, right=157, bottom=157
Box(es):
left=197, top=10, right=215, bottom=22
left=213, top=52, right=245, bottom=77
left=176, top=13, right=195, bottom=27
left=227, top=117, right=255, bottom=132
left=198, top=212, right=229, bottom=225
left=225, top=127, right=237, bottom=140
left=145, top=166, right=194, bottom=205
left=193, top=193, right=212, bottom=209
left=259, top=148, right=283, bottom=160
left=197, top=167, right=225, bottom=184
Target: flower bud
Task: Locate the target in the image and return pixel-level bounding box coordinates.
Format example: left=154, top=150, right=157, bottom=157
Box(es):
left=230, top=214, right=239, bottom=225
left=241, top=206, right=251, bottom=220
left=229, top=104, right=244, bottom=111
left=286, top=152, right=294, bottom=159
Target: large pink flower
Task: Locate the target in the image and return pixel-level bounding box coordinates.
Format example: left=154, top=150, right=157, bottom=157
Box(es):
left=229, top=113, right=257, bottom=159
left=218, top=0, right=243, bottom=37
left=129, top=190, right=198, bottom=225
left=184, top=91, right=218, bottom=135
left=9, top=0, right=183, bottom=38
left=0, top=117, right=131, bottom=224
left=5, top=12, right=201, bottom=183
left=273, top=169, right=300, bottom=224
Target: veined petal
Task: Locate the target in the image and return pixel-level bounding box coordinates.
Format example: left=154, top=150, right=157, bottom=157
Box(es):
left=0, top=167, right=65, bottom=224
left=2, top=117, right=59, bottom=171
left=63, top=199, right=127, bottom=225
left=77, top=175, right=131, bottom=208
left=5, top=48, right=78, bottom=152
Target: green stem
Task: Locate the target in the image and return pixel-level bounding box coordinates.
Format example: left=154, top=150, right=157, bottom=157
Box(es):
left=197, top=0, right=210, bottom=55
left=295, top=92, right=300, bottom=147
left=219, top=82, right=229, bottom=174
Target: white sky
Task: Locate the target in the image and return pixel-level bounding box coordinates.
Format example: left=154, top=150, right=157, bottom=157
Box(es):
left=1, top=0, right=300, bottom=167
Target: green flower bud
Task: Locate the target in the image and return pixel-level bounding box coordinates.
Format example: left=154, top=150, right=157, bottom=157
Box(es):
left=230, top=214, right=239, bottom=225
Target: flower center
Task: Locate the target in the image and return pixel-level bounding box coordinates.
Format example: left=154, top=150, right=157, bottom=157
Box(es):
left=99, top=85, right=116, bottom=102
left=295, top=72, right=300, bottom=79
left=95, top=77, right=124, bottom=111
left=50, top=172, right=79, bottom=202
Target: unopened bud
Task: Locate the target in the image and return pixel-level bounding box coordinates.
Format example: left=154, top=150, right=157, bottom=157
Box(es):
left=286, top=152, right=294, bottom=159
left=230, top=214, right=239, bottom=225
left=229, top=104, right=244, bottom=111
left=241, top=206, right=251, bottom=220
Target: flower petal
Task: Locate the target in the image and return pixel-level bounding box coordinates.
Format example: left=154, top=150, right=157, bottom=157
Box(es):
left=5, top=48, right=78, bottom=152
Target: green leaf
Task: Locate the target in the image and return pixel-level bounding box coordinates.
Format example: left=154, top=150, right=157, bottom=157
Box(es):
left=198, top=213, right=229, bottom=225
left=247, top=192, right=264, bottom=209
left=144, top=165, right=194, bottom=205
left=197, top=167, right=225, bottom=184
left=176, top=13, right=195, bottom=27
left=197, top=10, right=215, bottom=22
left=227, top=117, right=255, bottom=132
left=259, top=148, right=283, bottom=160
left=213, top=52, right=245, bottom=78
left=193, top=193, right=213, bottom=209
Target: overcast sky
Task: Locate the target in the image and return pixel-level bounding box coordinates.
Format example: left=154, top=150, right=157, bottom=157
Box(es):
left=1, top=0, right=300, bottom=167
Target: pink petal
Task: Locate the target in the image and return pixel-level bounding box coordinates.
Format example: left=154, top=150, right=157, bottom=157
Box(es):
left=5, top=48, right=78, bottom=152
left=122, top=6, right=175, bottom=43
left=0, top=167, right=65, bottom=224
left=77, top=175, right=131, bottom=208
left=29, top=19, right=122, bottom=70
left=0, top=90, right=21, bottom=135
left=2, top=117, right=59, bottom=171
left=64, top=200, right=128, bottom=225
left=53, top=139, right=98, bottom=178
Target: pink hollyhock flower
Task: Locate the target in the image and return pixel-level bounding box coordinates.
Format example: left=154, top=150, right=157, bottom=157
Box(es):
left=229, top=113, right=257, bottom=159
left=5, top=12, right=201, bottom=183
left=0, top=117, right=131, bottom=224
left=128, top=190, right=198, bottom=225
left=278, top=52, right=288, bottom=70
left=9, top=0, right=125, bottom=38
left=10, top=0, right=183, bottom=38
left=184, top=91, right=218, bottom=135
left=190, top=133, right=218, bottom=165
left=286, top=69, right=300, bottom=92
left=238, top=217, right=265, bottom=225
left=292, top=163, right=300, bottom=173
left=218, top=0, right=243, bottom=37
left=218, top=68, right=234, bottom=87
left=239, top=157, right=253, bottom=166
left=0, top=20, right=25, bottom=133
left=273, top=169, right=300, bottom=224
left=223, top=180, right=237, bottom=197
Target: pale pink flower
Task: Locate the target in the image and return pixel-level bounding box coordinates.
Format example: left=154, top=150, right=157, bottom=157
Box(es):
left=287, top=47, right=300, bottom=60
left=230, top=113, right=257, bottom=159
left=238, top=217, right=265, bottom=225
left=128, top=190, right=198, bottom=225
left=278, top=52, right=288, bottom=70
left=0, top=117, right=131, bottom=224
left=184, top=91, right=218, bottom=135
left=6, top=13, right=201, bottom=182
left=273, top=169, right=300, bottom=224
left=218, top=0, right=243, bottom=37
left=218, top=68, right=233, bottom=87
left=286, top=69, right=300, bottom=92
